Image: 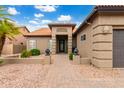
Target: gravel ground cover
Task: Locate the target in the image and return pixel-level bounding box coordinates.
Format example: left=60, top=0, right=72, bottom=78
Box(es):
left=0, top=55, right=124, bottom=88
left=0, top=64, right=50, bottom=88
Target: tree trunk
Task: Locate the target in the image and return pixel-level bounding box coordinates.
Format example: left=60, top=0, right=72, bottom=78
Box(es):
left=0, top=36, right=6, bottom=56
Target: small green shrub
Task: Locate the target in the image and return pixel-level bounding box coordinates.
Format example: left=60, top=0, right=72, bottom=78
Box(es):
left=30, top=49, right=41, bottom=56
left=69, top=53, right=73, bottom=60
left=0, top=60, right=3, bottom=64
left=21, top=50, right=31, bottom=58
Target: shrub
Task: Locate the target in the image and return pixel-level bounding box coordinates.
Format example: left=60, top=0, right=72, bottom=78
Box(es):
left=0, top=60, right=3, bottom=64
left=21, top=50, right=31, bottom=58
left=69, top=53, right=73, bottom=60
left=30, top=49, right=41, bottom=56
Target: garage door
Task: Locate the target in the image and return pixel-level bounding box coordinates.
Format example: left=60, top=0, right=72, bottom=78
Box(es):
left=113, top=29, right=124, bottom=68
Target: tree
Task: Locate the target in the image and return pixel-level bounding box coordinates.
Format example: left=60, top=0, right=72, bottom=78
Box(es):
left=0, top=6, right=10, bottom=19
left=0, top=6, right=20, bottom=56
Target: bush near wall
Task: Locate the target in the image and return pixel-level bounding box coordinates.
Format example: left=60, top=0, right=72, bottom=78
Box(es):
left=30, top=49, right=41, bottom=56
left=21, top=50, right=32, bottom=58
left=0, top=60, right=3, bottom=64
left=69, top=53, right=73, bottom=60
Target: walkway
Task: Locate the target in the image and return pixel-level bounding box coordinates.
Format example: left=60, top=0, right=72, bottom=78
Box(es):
left=42, top=54, right=86, bottom=88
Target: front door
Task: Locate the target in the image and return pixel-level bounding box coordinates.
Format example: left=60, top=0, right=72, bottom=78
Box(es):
left=59, top=40, right=65, bottom=53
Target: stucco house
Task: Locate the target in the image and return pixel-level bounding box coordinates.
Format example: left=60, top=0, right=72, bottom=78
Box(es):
left=24, top=5, right=124, bottom=68
left=2, top=26, right=30, bottom=55
left=25, top=24, right=76, bottom=54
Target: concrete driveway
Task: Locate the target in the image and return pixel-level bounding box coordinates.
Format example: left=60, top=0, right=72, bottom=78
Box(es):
left=0, top=54, right=124, bottom=88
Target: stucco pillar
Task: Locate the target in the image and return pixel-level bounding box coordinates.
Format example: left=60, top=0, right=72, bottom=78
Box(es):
left=68, top=35, right=72, bottom=54
left=52, top=35, right=56, bottom=54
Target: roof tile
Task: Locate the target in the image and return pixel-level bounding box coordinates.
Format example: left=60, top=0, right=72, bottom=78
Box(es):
left=25, top=28, right=51, bottom=36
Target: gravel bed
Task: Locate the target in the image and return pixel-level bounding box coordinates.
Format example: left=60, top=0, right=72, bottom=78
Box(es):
left=73, top=64, right=120, bottom=79
left=0, top=64, right=50, bottom=88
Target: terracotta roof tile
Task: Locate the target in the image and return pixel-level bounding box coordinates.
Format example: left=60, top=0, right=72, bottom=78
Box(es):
left=25, top=27, right=77, bottom=36
left=25, top=28, right=51, bottom=36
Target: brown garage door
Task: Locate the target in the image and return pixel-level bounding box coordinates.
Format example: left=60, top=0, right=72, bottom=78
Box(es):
left=113, top=29, right=124, bottom=68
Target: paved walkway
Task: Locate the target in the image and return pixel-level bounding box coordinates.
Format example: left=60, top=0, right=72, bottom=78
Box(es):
left=42, top=54, right=86, bottom=88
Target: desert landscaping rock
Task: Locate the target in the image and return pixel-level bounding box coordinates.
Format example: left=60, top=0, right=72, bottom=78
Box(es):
left=0, top=55, right=124, bottom=88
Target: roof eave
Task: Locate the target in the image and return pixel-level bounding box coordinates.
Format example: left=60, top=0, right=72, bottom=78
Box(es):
left=73, top=6, right=97, bottom=36
left=74, top=5, right=124, bottom=36
left=48, top=23, right=76, bottom=30
left=24, top=35, right=51, bottom=37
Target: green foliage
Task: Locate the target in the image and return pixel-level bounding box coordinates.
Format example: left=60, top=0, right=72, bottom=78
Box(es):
left=69, top=53, right=73, bottom=60
left=0, top=6, right=20, bottom=56
left=0, top=19, right=21, bottom=39
left=21, top=50, right=32, bottom=58
left=30, top=49, right=41, bottom=56
left=0, top=60, right=3, bottom=64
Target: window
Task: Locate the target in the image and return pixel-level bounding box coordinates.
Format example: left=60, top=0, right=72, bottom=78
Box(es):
left=81, top=34, right=86, bottom=41
left=28, top=40, right=36, bottom=49
left=48, top=40, right=52, bottom=51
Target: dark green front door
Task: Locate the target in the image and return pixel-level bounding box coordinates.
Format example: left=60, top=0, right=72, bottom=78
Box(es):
left=59, top=40, right=65, bottom=53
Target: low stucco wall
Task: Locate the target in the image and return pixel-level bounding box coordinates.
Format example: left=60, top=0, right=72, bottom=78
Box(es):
left=0, top=56, right=52, bottom=65
left=80, top=58, right=91, bottom=64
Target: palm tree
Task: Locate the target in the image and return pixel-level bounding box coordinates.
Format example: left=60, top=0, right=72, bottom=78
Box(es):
left=0, top=6, right=10, bottom=19
left=0, top=6, right=20, bottom=56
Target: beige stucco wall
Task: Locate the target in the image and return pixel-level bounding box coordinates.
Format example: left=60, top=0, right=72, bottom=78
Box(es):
left=26, top=37, right=51, bottom=53
left=77, top=25, right=92, bottom=59
left=99, top=14, right=124, bottom=25
left=77, top=16, right=99, bottom=60
left=77, top=13, right=124, bottom=68
left=92, top=25, right=113, bottom=68
left=2, top=44, right=26, bottom=55
left=2, top=44, right=13, bottom=54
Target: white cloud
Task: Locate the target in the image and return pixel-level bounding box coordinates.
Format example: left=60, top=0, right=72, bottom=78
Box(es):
left=41, top=20, right=52, bottom=24
left=34, top=5, right=58, bottom=12
left=26, top=24, right=40, bottom=32
left=29, top=20, right=38, bottom=24
left=27, top=19, right=52, bottom=31
left=58, top=15, right=72, bottom=22
left=26, top=24, right=48, bottom=32
left=7, top=7, right=20, bottom=15
left=34, top=13, right=44, bottom=18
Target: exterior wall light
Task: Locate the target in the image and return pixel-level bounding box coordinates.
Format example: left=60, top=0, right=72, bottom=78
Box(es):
left=102, top=26, right=110, bottom=34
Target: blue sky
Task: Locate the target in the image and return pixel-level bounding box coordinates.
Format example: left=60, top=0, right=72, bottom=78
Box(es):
left=5, top=5, right=94, bottom=32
